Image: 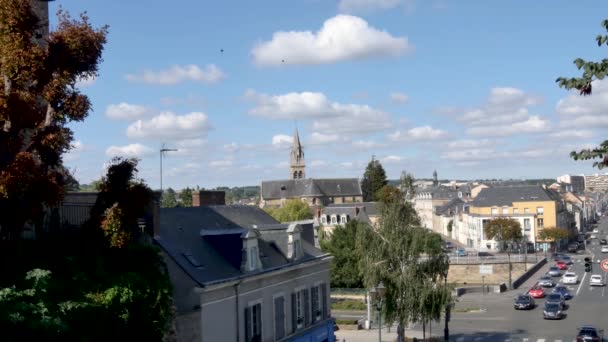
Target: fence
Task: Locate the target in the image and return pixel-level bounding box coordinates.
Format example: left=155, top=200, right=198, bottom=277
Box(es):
left=447, top=253, right=540, bottom=264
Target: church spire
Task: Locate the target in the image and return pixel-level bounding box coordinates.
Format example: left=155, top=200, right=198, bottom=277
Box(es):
left=290, top=128, right=305, bottom=179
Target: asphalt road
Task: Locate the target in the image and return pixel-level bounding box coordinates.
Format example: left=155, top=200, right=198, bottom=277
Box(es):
left=336, top=216, right=608, bottom=342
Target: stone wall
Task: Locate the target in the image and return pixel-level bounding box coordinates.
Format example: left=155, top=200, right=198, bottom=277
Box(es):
left=448, top=263, right=536, bottom=285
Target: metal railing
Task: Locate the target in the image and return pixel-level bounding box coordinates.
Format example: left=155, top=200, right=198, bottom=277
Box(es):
left=447, top=253, right=538, bottom=264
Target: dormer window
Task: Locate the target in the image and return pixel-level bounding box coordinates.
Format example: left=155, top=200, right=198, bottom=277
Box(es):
left=241, top=229, right=261, bottom=272
left=331, top=216, right=337, bottom=224
left=321, top=216, right=327, bottom=224
left=340, top=215, right=347, bottom=224
left=249, top=246, right=258, bottom=270
left=287, top=223, right=303, bottom=261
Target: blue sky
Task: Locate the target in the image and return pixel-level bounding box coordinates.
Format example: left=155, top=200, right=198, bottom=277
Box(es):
left=54, top=0, right=608, bottom=189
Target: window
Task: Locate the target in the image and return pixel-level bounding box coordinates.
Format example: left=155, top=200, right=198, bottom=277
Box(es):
left=340, top=215, right=347, bottom=224
left=502, top=207, right=509, bottom=214
left=513, top=208, right=519, bottom=214
left=245, top=303, right=262, bottom=342
left=523, top=218, right=531, bottom=231
left=292, top=289, right=309, bottom=330
left=537, top=218, right=544, bottom=229
left=537, top=207, right=544, bottom=215
left=491, top=207, right=498, bottom=215
left=320, top=216, right=326, bottom=224
left=294, top=239, right=302, bottom=259
left=524, top=208, right=530, bottom=213
left=331, top=216, right=337, bottom=224
left=274, top=296, right=285, bottom=340
left=249, top=246, right=258, bottom=270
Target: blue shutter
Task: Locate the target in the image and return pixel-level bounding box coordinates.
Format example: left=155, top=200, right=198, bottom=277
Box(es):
left=321, top=283, right=328, bottom=319
left=291, top=293, right=297, bottom=332
left=274, top=296, right=285, bottom=339
left=245, top=306, right=251, bottom=342
left=304, top=289, right=310, bottom=327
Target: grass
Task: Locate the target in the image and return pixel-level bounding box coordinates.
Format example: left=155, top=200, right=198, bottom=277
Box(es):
left=334, top=319, right=359, bottom=325
left=331, top=299, right=367, bottom=311
left=453, top=306, right=480, bottom=313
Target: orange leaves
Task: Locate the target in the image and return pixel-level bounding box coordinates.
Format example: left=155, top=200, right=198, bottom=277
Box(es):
left=100, top=204, right=131, bottom=248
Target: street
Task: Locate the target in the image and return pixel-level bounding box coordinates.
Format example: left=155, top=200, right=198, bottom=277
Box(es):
left=336, top=216, right=608, bottom=342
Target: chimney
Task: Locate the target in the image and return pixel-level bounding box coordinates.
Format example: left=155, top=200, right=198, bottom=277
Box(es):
left=191, top=190, right=226, bottom=206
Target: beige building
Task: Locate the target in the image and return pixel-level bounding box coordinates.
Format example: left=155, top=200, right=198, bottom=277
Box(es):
left=414, top=187, right=461, bottom=232
left=315, top=202, right=380, bottom=235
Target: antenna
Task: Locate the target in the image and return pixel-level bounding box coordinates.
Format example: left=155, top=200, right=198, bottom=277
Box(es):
left=160, top=143, right=178, bottom=192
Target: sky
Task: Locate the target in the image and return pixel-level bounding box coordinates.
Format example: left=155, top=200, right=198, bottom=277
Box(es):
left=52, top=0, right=608, bottom=190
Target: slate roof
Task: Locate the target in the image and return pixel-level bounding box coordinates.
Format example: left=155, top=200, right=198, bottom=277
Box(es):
left=417, top=186, right=460, bottom=200
left=435, top=198, right=466, bottom=216
left=470, top=186, right=555, bottom=207
left=156, top=206, right=325, bottom=286
left=261, top=178, right=362, bottom=199
left=326, top=202, right=379, bottom=216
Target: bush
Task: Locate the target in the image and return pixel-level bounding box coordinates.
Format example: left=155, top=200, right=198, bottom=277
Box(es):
left=334, top=319, right=359, bottom=325
left=331, top=299, right=367, bottom=311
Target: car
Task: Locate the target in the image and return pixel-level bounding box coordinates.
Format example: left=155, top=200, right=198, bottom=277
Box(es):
left=568, top=244, right=579, bottom=253
left=602, top=246, right=608, bottom=253
left=546, top=293, right=566, bottom=309
left=552, top=253, right=565, bottom=261
left=538, top=276, right=554, bottom=287
left=563, top=272, right=579, bottom=285
left=552, top=285, right=573, bottom=300
left=591, top=234, right=597, bottom=239
left=576, top=326, right=603, bottom=341
left=444, top=241, right=454, bottom=249
left=561, top=255, right=573, bottom=265
left=454, top=248, right=466, bottom=257
left=578, top=235, right=586, bottom=243
left=590, top=275, right=605, bottom=286
left=593, top=228, right=599, bottom=233
left=556, top=261, right=568, bottom=270
left=543, top=302, right=563, bottom=320
left=601, top=239, right=607, bottom=245
left=514, top=294, right=535, bottom=310
left=548, top=266, right=562, bottom=277
left=528, top=286, right=545, bottom=298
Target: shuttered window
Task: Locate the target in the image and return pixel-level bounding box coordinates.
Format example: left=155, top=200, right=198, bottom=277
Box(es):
left=311, top=286, right=320, bottom=323
left=274, top=296, right=285, bottom=340
left=303, top=289, right=310, bottom=327
left=245, top=303, right=262, bottom=342
left=320, top=283, right=328, bottom=319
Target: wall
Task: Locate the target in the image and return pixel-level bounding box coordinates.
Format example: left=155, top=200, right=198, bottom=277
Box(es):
left=448, top=262, right=537, bottom=285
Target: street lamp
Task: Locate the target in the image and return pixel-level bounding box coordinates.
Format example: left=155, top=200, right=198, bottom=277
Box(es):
left=160, top=147, right=178, bottom=192
left=370, top=281, right=387, bottom=342
left=444, top=268, right=450, bottom=342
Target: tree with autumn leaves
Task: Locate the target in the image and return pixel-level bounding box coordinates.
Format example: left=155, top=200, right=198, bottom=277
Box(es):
left=0, top=0, right=107, bottom=239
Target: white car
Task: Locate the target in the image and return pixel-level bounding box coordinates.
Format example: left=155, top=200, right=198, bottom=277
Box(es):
left=562, top=272, right=579, bottom=284
left=591, top=234, right=597, bottom=239
left=590, top=275, right=605, bottom=286
left=593, top=228, right=599, bottom=233
left=602, top=246, right=608, bottom=253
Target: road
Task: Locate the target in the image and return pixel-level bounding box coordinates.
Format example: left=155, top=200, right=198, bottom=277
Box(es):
left=336, top=216, right=608, bottom=342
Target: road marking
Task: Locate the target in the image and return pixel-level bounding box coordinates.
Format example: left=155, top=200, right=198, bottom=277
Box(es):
left=536, top=339, right=545, bottom=342
left=554, top=340, right=562, bottom=342
left=576, top=272, right=588, bottom=296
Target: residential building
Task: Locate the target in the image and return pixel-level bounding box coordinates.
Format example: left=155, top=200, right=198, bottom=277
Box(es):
left=468, top=185, right=574, bottom=252
left=584, top=174, right=608, bottom=192
left=414, top=187, right=460, bottom=232
left=470, top=183, right=490, bottom=199
left=156, top=206, right=334, bottom=342
left=556, top=174, right=585, bottom=193
left=315, top=202, right=380, bottom=233
left=433, top=198, right=468, bottom=241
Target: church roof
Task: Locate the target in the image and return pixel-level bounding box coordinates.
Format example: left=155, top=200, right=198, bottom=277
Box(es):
left=261, top=178, right=362, bottom=199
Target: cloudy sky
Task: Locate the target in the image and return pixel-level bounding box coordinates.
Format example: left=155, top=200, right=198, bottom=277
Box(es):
left=56, top=0, right=608, bottom=189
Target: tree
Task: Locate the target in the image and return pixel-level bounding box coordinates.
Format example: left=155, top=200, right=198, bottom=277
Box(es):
left=358, top=202, right=451, bottom=341
left=0, top=0, right=108, bottom=239
left=179, top=187, right=193, bottom=207
left=538, top=227, right=570, bottom=252
left=375, top=185, right=403, bottom=204
left=556, top=18, right=608, bottom=169
left=264, top=199, right=312, bottom=222
left=400, top=170, right=416, bottom=201
left=319, top=220, right=365, bottom=288
left=361, top=156, right=387, bottom=202
left=161, top=188, right=178, bottom=208
left=483, top=218, right=522, bottom=289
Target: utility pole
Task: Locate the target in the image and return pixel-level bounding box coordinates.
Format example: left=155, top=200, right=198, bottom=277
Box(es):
left=160, top=147, right=178, bottom=192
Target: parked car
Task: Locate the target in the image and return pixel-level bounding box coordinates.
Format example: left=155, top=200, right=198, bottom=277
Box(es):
left=563, top=272, right=579, bottom=285
left=514, top=294, right=535, bottom=310
left=528, top=286, right=545, bottom=298
left=568, top=244, right=579, bottom=253
left=601, top=245, right=608, bottom=253
left=444, top=241, right=454, bottom=250
left=538, top=276, right=554, bottom=287
left=590, top=275, right=605, bottom=287
left=552, top=285, right=573, bottom=300
left=556, top=261, right=568, bottom=270
left=591, top=234, right=597, bottom=239
left=546, top=293, right=566, bottom=309
left=543, top=302, right=563, bottom=320
left=552, top=253, right=565, bottom=261
left=576, top=326, right=603, bottom=341
left=600, top=239, right=607, bottom=245
left=548, top=266, right=562, bottom=277
left=454, top=248, right=466, bottom=257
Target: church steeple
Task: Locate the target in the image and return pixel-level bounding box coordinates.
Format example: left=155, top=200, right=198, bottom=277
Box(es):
left=290, top=128, right=305, bottom=179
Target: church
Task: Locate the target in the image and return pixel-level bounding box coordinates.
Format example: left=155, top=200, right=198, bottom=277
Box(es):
left=259, top=129, right=363, bottom=208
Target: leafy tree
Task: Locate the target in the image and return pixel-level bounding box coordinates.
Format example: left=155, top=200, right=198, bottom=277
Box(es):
left=375, top=185, right=403, bottom=204
left=179, top=187, right=193, bottom=207
left=556, top=18, right=608, bottom=169
left=400, top=170, right=416, bottom=201
left=483, top=218, right=522, bottom=289
left=0, top=0, right=107, bottom=239
left=361, top=156, right=387, bottom=202
left=358, top=202, right=450, bottom=341
left=538, top=227, right=570, bottom=252
left=161, top=188, right=178, bottom=208
left=319, top=220, right=365, bottom=288
left=264, top=199, right=312, bottom=222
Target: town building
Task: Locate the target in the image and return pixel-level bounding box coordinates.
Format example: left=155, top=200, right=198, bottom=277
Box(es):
left=583, top=173, right=608, bottom=192
left=156, top=206, right=334, bottom=342
left=556, top=174, right=586, bottom=193
left=315, top=202, right=380, bottom=233
left=413, top=187, right=461, bottom=232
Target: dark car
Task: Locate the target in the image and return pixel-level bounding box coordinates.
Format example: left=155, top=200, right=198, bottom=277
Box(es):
left=561, top=255, right=573, bottom=265
left=552, top=285, right=573, bottom=300
left=543, top=303, right=563, bottom=320
left=601, top=239, right=607, bottom=245
left=514, top=294, right=535, bottom=310
left=546, top=293, right=566, bottom=309
left=568, top=244, right=579, bottom=253
left=576, top=326, right=603, bottom=341
left=552, top=253, right=564, bottom=261
left=444, top=241, right=454, bottom=249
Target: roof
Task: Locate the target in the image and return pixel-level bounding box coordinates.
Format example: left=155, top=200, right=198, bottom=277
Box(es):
left=435, top=198, right=466, bottom=216
left=157, top=205, right=326, bottom=286
left=416, top=186, right=460, bottom=200
left=261, top=178, right=362, bottom=199
left=470, top=186, right=555, bottom=207
left=326, top=202, right=379, bottom=216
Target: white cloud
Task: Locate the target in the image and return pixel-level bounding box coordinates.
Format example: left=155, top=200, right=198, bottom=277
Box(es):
left=64, top=140, right=86, bottom=162
left=247, top=90, right=392, bottom=135
left=125, top=64, right=225, bottom=85
left=272, top=134, right=293, bottom=148
left=341, top=161, right=354, bottom=168
left=105, top=102, right=148, bottom=120
left=126, top=111, right=212, bottom=140
left=338, top=0, right=414, bottom=13
left=105, top=143, right=154, bottom=158
left=76, top=75, right=96, bottom=87
left=549, top=130, right=594, bottom=139
left=310, top=132, right=340, bottom=144
left=446, top=139, right=493, bottom=149
left=466, top=116, right=550, bottom=136
left=224, top=142, right=239, bottom=153
left=352, top=140, right=383, bottom=149
left=210, top=159, right=234, bottom=168
left=310, top=160, right=328, bottom=167
left=440, top=148, right=498, bottom=162
left=556, top=80, right=608, bottom=128
left=390, top=91, right=409, bottom=104
left=381, top=155, right=402, bottom=164
left=389, top=125, right=447, bottom=141
left=251, top=15, right=411, bottom=66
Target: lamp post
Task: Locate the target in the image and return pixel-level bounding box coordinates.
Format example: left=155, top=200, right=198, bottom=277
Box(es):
left=444, top=270, right=450, bottom=342
left=370, top=281, right=386, bottom=342
left=160, top=147, right=178, bottom=192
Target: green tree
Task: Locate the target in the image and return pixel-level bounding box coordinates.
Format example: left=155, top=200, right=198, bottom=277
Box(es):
left=319, top=220, right=365, bottom=288
left=264, top=199, right=312, bottom=222
left=375, top=185, right=403, bottom=204
left=483, top=218, right=522, bottom=289
left=400, top=170, right=416, bottom=201
left=161, top=188, right=178, bottom=208
left=0, top=0, right=108, bottom=239
left=361, top=156, right=388, bottom=202
left=538, top=227, right=570, bottom=253
left=556, top=18, right=608, bottom=169
left=179, top=187, right=193, bottom=207
left=358, top=202, right=450, bottom=340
